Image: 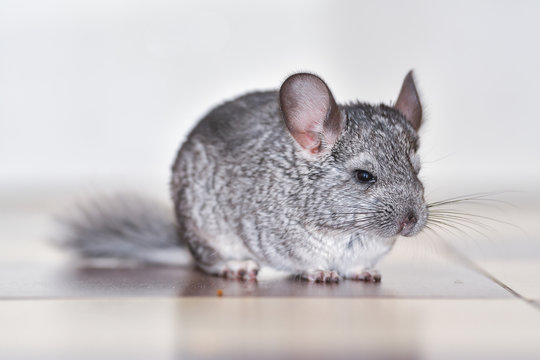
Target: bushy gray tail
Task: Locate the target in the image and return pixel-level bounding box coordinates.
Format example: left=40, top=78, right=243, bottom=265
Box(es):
left=57, top=194, right=192, bottom=266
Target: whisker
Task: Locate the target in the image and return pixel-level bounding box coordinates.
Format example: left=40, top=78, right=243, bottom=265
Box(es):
left=426, top=220, right=478, bottom=240
left=428, top=209, right=523, bottom=232
left=427, top=216, right=490, bottom=239
left=428, top=213, right=497, bottom=232
left=427, top=191, right=516, bottom=207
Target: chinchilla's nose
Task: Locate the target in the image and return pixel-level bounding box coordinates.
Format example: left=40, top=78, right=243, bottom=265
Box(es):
left=398, top=211, right=417, bottom=236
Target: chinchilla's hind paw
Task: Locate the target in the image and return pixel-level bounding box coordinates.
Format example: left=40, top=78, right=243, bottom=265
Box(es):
left=300, top=270, right=341, bottom=283
left=220, top=260, right=259, bottom=280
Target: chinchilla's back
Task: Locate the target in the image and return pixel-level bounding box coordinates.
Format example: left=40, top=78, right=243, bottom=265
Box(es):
left=170, top=90, right=302, bottom=235
left=169, top=90, right=313, bottom=271
left=179, top=91, right=289, bottom=157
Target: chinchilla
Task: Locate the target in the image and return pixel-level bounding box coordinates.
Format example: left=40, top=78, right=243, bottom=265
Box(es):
left=60, top=71, right=427, bottom=283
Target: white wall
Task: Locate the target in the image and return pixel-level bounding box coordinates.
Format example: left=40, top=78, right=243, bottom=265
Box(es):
left=1, top=0, right=540, bottom=196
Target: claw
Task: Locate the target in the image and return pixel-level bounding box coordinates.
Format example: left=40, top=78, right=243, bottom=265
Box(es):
left=301, top=270, right=341, bottom=283
left=348, top=269, right=382, bottom=283
left=220, top=260, right=259, bottom=280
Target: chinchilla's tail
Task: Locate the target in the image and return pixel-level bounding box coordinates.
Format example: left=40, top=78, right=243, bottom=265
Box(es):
left=56, top=194, right=192, bottom=266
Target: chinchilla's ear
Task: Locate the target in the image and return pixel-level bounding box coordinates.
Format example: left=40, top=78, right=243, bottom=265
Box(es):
left=395, top=70, right=423, bottom=131
left=279, top=73, right=344, bottom=155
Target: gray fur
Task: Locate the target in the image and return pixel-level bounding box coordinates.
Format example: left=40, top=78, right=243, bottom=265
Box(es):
left=170, top=72, right=427, bottom=277
left=61, top=72, right=428, bottom=280
left=59, top=194, right=192, bottom=266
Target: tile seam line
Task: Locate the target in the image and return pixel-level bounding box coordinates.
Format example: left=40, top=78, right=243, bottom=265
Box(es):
left=440, top=240, right=539, bottom=311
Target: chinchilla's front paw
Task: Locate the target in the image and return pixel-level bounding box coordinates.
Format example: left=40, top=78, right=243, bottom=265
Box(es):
left=345, top=268, right=382, bottom=283
left=300, top=270, right=341, bottom=283
left=220, top=260, right=259, bottom=280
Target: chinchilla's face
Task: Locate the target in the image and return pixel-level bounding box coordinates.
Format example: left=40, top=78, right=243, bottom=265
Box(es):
left=308, top=104, right=428, bottom=238
left=279, top=71, right=427, bottom=238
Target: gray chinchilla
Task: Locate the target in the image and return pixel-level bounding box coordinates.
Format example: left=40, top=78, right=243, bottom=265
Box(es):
left=60, top=71, right=427, bottom=283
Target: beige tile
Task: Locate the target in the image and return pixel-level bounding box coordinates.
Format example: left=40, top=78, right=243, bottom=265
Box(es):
left=476, top=260, right=540, bottom=300
left=0, top=211, right=62, bottom=263
left=1, top=298, right=539, bottom=360
left=0, top=299, right=177, bottom=360
left=175, top=298, right=540, bottom=360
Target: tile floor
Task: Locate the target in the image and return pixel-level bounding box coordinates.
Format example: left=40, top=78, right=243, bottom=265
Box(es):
left=1, top=190, right=539, bottom=360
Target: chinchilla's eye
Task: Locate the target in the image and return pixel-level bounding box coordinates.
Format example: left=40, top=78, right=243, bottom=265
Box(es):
left=355, top=170, right=376, bottom=183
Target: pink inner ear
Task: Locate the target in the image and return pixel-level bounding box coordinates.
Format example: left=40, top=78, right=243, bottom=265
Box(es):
left=294, top=130, right=321, bottom=153
left=288, top=95, right=329, bottom=150
left=280, top=73, right=336, bottom=154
